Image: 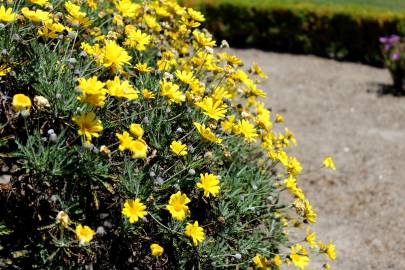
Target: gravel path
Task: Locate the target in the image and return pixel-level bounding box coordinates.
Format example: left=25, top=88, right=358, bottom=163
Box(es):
left=231, top=49, right=405, bottom=270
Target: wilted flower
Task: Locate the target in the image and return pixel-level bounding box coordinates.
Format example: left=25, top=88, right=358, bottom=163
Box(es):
left=56, top=211, right=70, bottom=228
left=33, top=95, right=50, bottom=110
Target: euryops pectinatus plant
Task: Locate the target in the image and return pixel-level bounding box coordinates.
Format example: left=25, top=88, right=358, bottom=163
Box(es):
left=0, top=0, right=337, bottom=269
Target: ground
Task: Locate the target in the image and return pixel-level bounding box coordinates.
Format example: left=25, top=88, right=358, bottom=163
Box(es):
left=231, top=49, right=405, bottom=270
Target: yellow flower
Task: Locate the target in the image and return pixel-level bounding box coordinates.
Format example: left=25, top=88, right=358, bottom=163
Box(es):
left=144, top=14, right=161, bottom=32
left=100, top=40, right=132, bottom=72
left=305, top=227, right=318, bottom=247
left=251, top=62, right=267, bottom=79
left=116, top=131, right=133, bottom=151
left=124, top=27, right=151, bottom=51
left=221, top=115, right=235, bottom=133
left=323, top=156, right=336, bottom=170
left=187, top=8, right=205, bottom=22
left=135, top=63, right=152, bottom=73
left=273, top=255, right=282, bottom=266
left=170, top=140, right=188, bottom=156
left=319, top=241, right=336, bottom=261
left=184, top=221, right=204, bottom=246
left=65, top=1, right=91, bottom=27
left=21, top=7, right=51, bottom=23
left=197, top=173, right=220, bottom=198
left=75, top=224, right=96, bottom=244
left=166, top=191, right=190, bottom=221
left=212, top=86, right=232, bottom=101
left=142, top=89, right=156, bottom=100
left=72, top=112, right=103, bottom=143
left=323, top=263, right=331, bottom=269
left=193, top=122, right=222, bottom=144
left=219, top=52, right=242, bottom=66
left=286, top=156, right=303, bottom=177
left=122, top=198, right=148, bottom=223
left=290, top=244, right=309, bottom=270
left=304, top=199, right=317, bottom=224
left=176, top=70, right=197, bottom=85
left=234, top=119, right=258, bottom=143
left=0, top=6, right=17, bottom=23
left=12, top=94, right=32, bottom=112
left=275, top=113, right=284, bottom=123
left=106, top=77, right=138, bottom=100
left=150, top=243, right=164, bottom=256
left=112, top=15, right=124, bottom=26
left=115, top=0, right=141, bottom=17
left=29, top=0, right=49, bottom=6
left=77, top=76, right=106, bottom=107
left=129, top=123, right=144, bottom=138
left=253, top=254, right=270, bottom=270
left=160, top=80, right=185, bottom=104
left=0, top=64, right=11, bottom=76
left=130, top=139, right=148, bottom=159
left=195, top=97, right=228, bottom=120
left=192, top=30, right=216, bottom=47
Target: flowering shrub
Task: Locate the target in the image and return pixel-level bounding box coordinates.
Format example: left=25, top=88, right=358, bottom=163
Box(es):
left=380, top=34, right=405, bottom=92
left=186, top=0, right=405, bottom=67
left=0, top=0, right=336, bottom=269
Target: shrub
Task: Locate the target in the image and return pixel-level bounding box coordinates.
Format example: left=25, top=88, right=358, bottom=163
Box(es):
left=184, top=0, right=405, bottom=66
left=0, top=0, right=336, bottom=269
left=380, top=34, right=405, bottom=92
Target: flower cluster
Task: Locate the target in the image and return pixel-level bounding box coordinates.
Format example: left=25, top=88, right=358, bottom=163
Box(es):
left=0, top=0, right=336, bottom=269
left=380, top=34, right=405, bottom=92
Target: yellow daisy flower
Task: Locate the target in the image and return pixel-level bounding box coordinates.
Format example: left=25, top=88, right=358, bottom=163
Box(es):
left=323, top=156, right=336, bottom=170
left=197, top=173, right=220, bottom=198
left=170, top=140, right=188, bottom=156
left=72, top=112, right=103, bottom=143
left=184, top=221, right=204, bottom=246
left=122, top=198, right=148, bottom=223
left=75, top=224, right=96, bottom=244
left=166, top=191, right=190, bottom=221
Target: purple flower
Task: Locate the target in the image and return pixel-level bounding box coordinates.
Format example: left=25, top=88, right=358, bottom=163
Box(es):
left=391, top=52, right=401, bottom=61
left=379, top=36, right=389, bottom=44
left=384, top=44, right=392, bottom=51
left=389, top=35, right=400, bottom=43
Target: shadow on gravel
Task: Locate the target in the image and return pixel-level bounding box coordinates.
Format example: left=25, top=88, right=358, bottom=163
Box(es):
left=367, top=83, right=405, bottom=97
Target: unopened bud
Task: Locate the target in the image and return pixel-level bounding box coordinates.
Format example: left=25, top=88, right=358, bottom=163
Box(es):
left=56, top=211, right=70, bottom=228
left=34, top=96, right=50, bottom=110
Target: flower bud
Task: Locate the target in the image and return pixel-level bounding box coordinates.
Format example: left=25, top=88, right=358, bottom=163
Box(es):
left=34, top=95, right=50, bottom=110
left=56, top=211, right=70, bottom=228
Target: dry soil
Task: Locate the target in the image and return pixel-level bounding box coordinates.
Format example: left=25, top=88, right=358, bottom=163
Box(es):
left=230, top=49, right=405, bottom=270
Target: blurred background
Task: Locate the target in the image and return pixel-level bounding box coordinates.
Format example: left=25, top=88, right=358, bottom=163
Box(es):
left=184, top=1, right=405, bottom=269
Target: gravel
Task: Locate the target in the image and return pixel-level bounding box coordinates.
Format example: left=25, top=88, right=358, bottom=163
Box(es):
left=231, top=49, right=405, bottom=270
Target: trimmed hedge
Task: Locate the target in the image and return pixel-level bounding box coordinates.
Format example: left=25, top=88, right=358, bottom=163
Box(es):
left=184, top=1, right=405, bottom=66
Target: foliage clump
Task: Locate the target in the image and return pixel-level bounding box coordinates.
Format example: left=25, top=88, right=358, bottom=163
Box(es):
left=0, top=0, right=336, bottom=269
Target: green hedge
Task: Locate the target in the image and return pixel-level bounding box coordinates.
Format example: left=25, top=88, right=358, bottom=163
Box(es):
left=185, top=1, right=405, bottom=66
